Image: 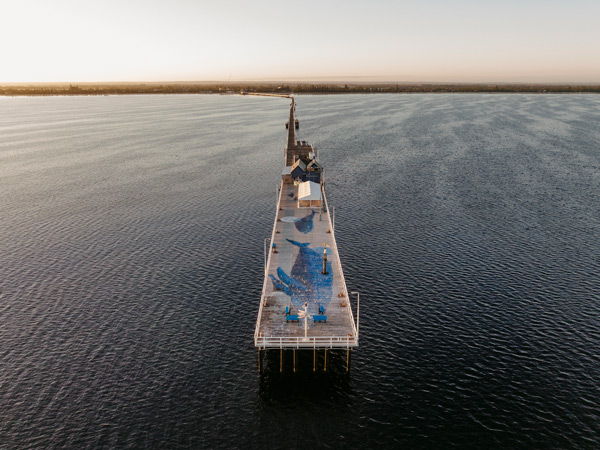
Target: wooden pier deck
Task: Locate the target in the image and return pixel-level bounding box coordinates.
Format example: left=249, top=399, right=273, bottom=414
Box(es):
left=254, top=96, right=358, bottom=355
left=254, top=181, right=358, bottom=350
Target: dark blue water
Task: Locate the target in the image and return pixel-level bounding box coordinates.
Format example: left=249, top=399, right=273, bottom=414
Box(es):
left=1, top=94, right=599, bottom=449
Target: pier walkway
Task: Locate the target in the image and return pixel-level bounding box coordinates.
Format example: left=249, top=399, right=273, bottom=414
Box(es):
left=254, top=95, right=358, bottom=375
left=254, top=179, right=358, bottom=350
left=254, top=118, right=358, bottom=350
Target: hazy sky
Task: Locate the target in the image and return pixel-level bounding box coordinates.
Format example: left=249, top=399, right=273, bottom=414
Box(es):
left=3, top=0, right=599, bottom=83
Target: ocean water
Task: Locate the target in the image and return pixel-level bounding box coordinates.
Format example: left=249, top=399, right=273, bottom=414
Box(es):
left=1, top=94, right=599, bottom=449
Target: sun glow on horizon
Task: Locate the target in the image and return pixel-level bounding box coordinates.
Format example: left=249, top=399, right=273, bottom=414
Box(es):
left=2, top=0, right=600, bottom=84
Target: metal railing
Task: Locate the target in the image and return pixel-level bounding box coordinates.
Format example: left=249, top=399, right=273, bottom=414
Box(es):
left=254, top=182, right=284, bottom=341
left=320, top=187, right=359, bottom=339
left=256, top=335, right=358, bottom=349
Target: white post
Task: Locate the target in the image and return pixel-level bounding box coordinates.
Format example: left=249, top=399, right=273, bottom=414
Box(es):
left=303, top=303, right=308, bottom=340
left=351, top=291, right=360, bottom=337
left=264, top=238, right=267, bottom=275
left=319, top=182, right=323, bottom=221
left=333, top=206, right=335, bottom=231
left=357, top=291, right=360, bottom=336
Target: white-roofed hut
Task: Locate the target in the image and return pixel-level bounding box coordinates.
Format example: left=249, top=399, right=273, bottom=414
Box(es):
left=297, top=181, right=322, bottom=208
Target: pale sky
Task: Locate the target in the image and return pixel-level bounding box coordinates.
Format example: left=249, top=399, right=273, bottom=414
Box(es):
left=2, top=0, right=599, bottom=83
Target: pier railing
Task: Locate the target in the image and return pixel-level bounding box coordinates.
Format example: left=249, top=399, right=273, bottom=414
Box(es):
left=321, top=185, right=359, bottom=340
left=255, top=335, right=358, bottom=349
left=254, top=182, right=284, bottom=341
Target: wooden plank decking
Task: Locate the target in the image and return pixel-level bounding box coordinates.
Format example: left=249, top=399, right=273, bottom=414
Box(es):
left=254, top=181, right=358, bottom=349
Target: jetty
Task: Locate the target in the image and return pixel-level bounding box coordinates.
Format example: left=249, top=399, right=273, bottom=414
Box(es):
left=254, top=97, right=359, bottom=373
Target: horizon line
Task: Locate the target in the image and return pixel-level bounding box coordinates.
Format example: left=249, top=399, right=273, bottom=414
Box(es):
left=2, top=79, right=600, bottom=86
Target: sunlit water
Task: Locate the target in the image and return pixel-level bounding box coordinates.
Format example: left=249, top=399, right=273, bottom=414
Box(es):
left=1, top=94, right=599, bottom=449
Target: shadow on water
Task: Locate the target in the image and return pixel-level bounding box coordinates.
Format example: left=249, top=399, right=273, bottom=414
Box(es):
left=254, top=350, right=358, bottom=448
left=258, top=349, right=354, bottom=402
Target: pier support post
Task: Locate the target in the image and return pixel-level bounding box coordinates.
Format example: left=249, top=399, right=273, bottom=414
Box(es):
left=258, top=347, right=261, bottom=373
left=280, top=348, right=283, bottom=373
left=346, top=349, right=350, bottom=372
left=324, top=349, right=327, bottom=372
left=313, top=348, right=316, bottom=372
left=293, top=349, right=296, bottom=373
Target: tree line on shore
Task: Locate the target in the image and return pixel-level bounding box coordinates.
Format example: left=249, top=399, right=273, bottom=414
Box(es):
left=2, top=83, right=599, bottom=96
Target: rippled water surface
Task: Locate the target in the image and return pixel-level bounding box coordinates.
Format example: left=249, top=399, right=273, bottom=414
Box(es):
left=1, top=94, right=599, bottom=449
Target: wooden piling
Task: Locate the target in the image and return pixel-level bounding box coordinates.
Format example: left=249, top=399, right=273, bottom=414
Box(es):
left=346, top=348, right=350, bottom=372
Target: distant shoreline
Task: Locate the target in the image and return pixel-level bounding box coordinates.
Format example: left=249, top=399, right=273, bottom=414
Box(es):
left=1, top=82, right=599, bottom=96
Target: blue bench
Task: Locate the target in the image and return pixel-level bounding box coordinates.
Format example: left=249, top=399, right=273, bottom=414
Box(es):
left=319, top=305, right=325, bottom=314
left=286, top=314, right=299, bottom=322
left=313, top=314, right=327, bottom=323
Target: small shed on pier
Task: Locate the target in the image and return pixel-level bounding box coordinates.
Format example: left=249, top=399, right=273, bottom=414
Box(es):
left=291, top=159, right=307, bottom=179
left=297, top=181, right=322, bottom=208
left=281, top=166, right=292, bottom=183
